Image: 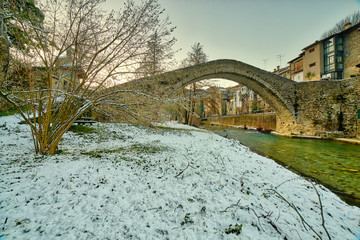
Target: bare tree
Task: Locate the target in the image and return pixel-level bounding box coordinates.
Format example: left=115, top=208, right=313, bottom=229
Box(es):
left=0, top=0, right=175, bottom=155
left=321, top=11, right=360, bottom=39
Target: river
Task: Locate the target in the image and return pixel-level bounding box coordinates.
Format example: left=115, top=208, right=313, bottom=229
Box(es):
left=203, top=125, right=360, bottom=207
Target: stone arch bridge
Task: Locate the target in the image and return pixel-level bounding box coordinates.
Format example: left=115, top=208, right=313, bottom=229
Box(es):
left=123, top=59, right=360, bottom=137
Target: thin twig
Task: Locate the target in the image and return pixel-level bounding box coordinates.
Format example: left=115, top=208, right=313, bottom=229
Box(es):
left=249, top=208, right=265, bottom=232
left=174, top=162, right=190, bottom=178
left=220, top=199, right=241, bottom=213
left=268, top=189, right=323, bottom=239
left=2, top=217, right=8, bottom=231
left=275, top=177, right=300, bottom=189
left=310, top=182, right=331, bottom=240
left=268, top=220, right=282, bottom=236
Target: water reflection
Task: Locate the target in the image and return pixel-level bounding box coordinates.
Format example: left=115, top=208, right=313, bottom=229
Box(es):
left=204, top=125, right=360, bottom=207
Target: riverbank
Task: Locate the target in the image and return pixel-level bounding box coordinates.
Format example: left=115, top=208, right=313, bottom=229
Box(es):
left=1, top=116, right=359, bottom=239
left=205, top=120, right=360, bottom=145
left=271, top=131, right=360, bottom=145
left=203, top=125, right=360, bottom=207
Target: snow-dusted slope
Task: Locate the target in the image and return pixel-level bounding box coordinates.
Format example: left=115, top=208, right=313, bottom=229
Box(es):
left=0, top=115, right=359, bottom=239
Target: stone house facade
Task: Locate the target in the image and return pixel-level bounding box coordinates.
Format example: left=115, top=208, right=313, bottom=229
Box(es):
left=343, top=23, right=360, bottom=78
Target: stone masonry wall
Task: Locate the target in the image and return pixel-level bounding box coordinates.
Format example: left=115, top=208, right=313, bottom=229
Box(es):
left=295, top=80, right=342, bottom=135
left=204, top=113, right=277, bottom=131
left=341, top=78, right=360, bottom=137
left=344, top=29, right=360, bottom=78
left=295, top=77, right=360, bottom=137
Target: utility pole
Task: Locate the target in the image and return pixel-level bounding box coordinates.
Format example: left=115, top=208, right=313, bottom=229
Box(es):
left=277, top=54, right=284, bottom=68
left=263, top=59, right=269, bottom=71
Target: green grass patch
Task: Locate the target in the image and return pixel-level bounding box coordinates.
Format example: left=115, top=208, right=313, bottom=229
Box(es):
left=0, top=109, right=18, bottom=116
left=81, top=147, right=127, bottom=158
left=68, top=125, right=96, bottom=134
left=128, top=143, right=168, bottom=154
left=81, top=142, right=169, bottom=158
left=154, top=125, right=206, bottom=133
left=55, top=149, right=69, bottom=155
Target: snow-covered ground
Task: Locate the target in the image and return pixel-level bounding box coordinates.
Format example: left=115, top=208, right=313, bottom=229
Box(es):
left=0, top=115, right=359, bottom=240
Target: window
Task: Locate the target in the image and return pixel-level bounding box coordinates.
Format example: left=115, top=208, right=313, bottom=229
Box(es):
left=309, top=62, right=316, bottom=67
left=295, top=61, right=303, bottom=71
left=336, top=55, right=344, bottom=70
left=324, top=55, right=335, bottom=72
left=324, top=38, right=334, bottom=54
left=309, top=48, right=315, bottom=53
left=324, top=35, right=344, bottom=74
left=321, top=72, right=343, bottom=80
left=335, top=36, right=343, bottom=51
left=335, top=37, right=343, bottom=45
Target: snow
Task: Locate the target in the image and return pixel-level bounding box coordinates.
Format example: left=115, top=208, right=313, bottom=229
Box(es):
left=0, top=115, right=359, bottom=239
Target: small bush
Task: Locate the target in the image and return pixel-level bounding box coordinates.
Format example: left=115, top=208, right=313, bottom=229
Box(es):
left=225, top=223, right=243, bottom=235
left=180, top=213, right=194, bottom=226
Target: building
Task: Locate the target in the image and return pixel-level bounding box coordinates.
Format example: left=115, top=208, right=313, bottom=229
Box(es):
left=52, top=49, right=84, bottom=90
left=6, top=49, right=84, bottom=91
left=226, top=85, right=272, bottom=115
left=272, top=65, right=290, bottom=79
left=288, top=52, right=304, bottom=81
left=290, top=22, right=360, bottom=81
left=204, top=86, right=229, bottom=117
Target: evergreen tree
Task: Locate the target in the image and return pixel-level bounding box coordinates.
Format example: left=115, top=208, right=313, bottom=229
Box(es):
left=186, top=42, right=208, bottom=65
left=182, top=42, right=208, bottom=125
left=0, top=0, right=44, bottom=82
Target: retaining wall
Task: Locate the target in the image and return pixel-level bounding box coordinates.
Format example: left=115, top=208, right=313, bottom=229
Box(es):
left=203, top=113, right=277, bottom=130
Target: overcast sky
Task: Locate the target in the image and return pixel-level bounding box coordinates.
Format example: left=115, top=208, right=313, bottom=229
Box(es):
left=106, top=0, right=359, bottom=75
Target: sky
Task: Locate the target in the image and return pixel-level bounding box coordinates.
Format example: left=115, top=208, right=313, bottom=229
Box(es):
left=104, top=0, right=360, bottom=85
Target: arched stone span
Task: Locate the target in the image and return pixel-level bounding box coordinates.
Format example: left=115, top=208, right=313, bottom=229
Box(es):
left=121, top=59, right=360, bottom=137
left=142, top=59, right=297, bottom=126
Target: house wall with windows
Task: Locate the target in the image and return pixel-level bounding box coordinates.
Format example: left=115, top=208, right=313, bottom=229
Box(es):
left=322, top=35, right=345, bottom=79
left=302, top=42, right=323, bottom=80
left=226, top=84, right=272, bottom=116
left=289, top=22, right=360, bottom=81
left=293, top=71, right=303, bottom=82
left=288, top=53, right=304, bottom=81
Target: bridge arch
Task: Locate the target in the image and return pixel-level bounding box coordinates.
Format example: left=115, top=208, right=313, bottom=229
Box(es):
left=117, top=59, right=360, bottom=137
left=150, top=59, right=297, bottom=126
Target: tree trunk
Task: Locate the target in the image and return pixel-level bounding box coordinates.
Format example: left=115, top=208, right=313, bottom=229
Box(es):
left=0, top=38, right=9, bottom=83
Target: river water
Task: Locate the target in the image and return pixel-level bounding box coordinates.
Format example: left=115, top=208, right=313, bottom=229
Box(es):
left=203, top=125, right=360, bottom=207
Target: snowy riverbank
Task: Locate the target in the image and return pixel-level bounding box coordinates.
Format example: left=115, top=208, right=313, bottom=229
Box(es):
left=0, top=115, right=359, bottom=239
